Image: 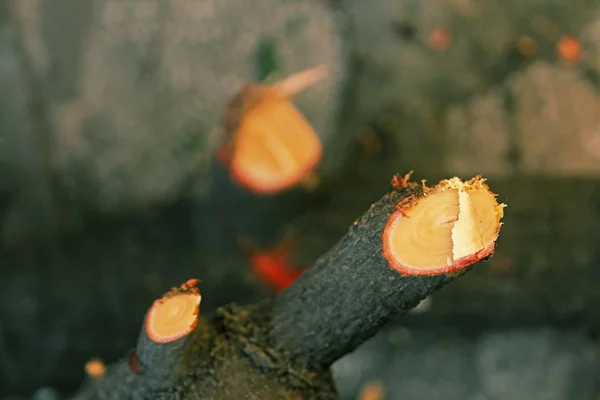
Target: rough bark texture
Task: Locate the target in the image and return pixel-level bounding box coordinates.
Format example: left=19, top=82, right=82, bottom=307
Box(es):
left=270, top=181, right=475, bottom=370
left=2, top=0, right=600, bottom=398
left=2, top=175, right=600, bottom=397
left=74, top=305, right=339, bottom=400
left=0, top=209, right=271, bottom=398
left=287, top=174, right=600, bottom=329
left=72, top=178, right=492, bottom=399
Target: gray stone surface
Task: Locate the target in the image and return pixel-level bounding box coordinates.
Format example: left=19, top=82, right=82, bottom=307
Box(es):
left=342, top=0, right=600, bottom=176
left=333, top=328, right=600, bottom=400
left=344, top=0, right=599, bottom=116
left=583, top=8, right=600, bottom=75
left=444, top=61, right=600, bottom=178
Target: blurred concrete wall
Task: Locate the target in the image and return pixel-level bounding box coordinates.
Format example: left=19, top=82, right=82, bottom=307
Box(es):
left=1, top=0, right=600, bottom=244
left=345, top=0, right=600, bottom=177
left=1, top=0, right=349, bottom=243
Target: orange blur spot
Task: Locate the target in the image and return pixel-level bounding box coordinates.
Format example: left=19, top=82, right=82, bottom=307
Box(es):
left=84, top=358, right=106, bottom=378
left=557, top=35, right=582, bottom=64
left=356, top=381, right=385, bottom=400
left=249, top=240, right=304, bottom=291
left=428, top=27, right=452, bottom=52
left=230, top=91, right=323, bottom=195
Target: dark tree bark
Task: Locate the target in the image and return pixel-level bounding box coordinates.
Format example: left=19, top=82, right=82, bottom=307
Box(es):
left=288, top=176, right=600, bottom=329
left=73, top=175, right=501, bottom=399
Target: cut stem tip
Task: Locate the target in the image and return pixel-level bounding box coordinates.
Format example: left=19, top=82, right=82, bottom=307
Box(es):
left=383, top=176, right=505, bottom=276
left=84, top=358, right=106, bottom=378
left=145, top=280, right=202, bottom=344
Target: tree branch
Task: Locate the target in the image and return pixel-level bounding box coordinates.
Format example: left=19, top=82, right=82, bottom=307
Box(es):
left=74, top=173, right=504, bottom=399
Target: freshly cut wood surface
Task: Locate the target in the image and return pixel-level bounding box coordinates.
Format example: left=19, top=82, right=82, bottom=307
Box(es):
left=288, top=176, right=600, bottom=328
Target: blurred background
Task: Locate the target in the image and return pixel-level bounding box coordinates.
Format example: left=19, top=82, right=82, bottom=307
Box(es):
left=1, top=0, right=600, bottom=399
